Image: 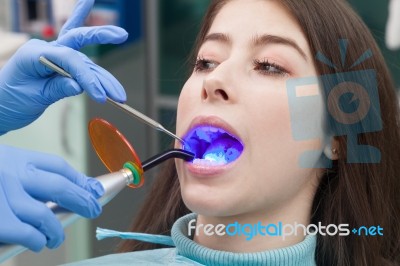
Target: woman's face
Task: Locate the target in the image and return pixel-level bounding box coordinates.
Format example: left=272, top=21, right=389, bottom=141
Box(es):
left=175, top=0, right=324, bottom=218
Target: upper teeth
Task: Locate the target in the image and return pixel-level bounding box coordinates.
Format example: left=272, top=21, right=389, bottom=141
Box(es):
left=195, top=129, right=212, bottom=142
left=204, top=152, right=227, bottom=163
left=208, top=127, right=219, bottom=133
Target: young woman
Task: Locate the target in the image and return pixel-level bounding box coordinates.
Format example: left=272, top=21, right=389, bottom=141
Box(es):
left=70, top=0, right=400, bottom=265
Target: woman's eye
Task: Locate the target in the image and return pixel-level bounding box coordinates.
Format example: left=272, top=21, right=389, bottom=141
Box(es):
left=194, top=57, right=218, bottom=72
left=253, top=59, right=289, bottom=77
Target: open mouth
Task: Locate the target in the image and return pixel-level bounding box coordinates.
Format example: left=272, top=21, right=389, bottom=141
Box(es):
left=182, top=125, right=244, bottom=165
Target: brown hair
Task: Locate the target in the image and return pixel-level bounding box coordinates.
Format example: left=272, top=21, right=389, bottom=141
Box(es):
left=119, top=0, right=400, bottom=265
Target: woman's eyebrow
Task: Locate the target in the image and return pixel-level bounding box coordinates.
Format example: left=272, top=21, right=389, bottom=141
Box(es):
left=252, top=34, right=308, bottom=61
left=202, top=33, right=308, bottom=62
left=203, top=33, right=232, bottom=45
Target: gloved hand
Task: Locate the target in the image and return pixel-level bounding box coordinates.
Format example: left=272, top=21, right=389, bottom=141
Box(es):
left=0, top=145, right=104, bottom=251
left=0, top=0, right=128, bottom=135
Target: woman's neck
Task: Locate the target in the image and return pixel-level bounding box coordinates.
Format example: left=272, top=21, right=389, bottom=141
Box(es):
left=193, top=200, right=312, bottom=252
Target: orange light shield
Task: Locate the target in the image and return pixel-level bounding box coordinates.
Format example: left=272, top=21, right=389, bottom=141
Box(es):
left=88, top=118, right=144, bottom=188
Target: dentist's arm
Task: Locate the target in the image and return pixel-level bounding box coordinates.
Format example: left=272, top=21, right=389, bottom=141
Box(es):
left=0, top=0, right=128, bottom=135
left=0, top=145, right=104, bottom=251
left=0, top=0, right=126, bottom=251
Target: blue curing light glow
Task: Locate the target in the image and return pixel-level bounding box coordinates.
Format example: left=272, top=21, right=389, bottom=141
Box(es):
left=182, top=126, right=244, bottom=164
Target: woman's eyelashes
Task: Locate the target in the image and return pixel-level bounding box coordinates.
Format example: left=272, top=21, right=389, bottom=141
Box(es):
left=252, top=59, right=290, bottom=77
left=193, top=56, right=218, bottom=73
left=193, top=57, right=290, bottom=77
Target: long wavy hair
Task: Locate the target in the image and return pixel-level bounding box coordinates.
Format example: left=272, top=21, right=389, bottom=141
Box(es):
left=119, top=1, right=400, bottom=265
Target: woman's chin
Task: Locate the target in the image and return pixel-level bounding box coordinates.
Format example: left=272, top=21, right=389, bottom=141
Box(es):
left=182, top=189, right=238, bottom=217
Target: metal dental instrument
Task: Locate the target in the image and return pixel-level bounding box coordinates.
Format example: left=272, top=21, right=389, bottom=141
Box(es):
left=105, top=98, right=185, bottom=145
left=39, top=56, right=186, bottom=145
left=39, top=56, right=72, bottom=78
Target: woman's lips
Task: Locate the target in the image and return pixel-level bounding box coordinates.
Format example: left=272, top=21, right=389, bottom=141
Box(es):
left=185, top=157, right=239, bottom=177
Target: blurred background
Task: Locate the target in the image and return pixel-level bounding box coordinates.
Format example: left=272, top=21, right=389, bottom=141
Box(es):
left=0, top=0, right=398, bottom=265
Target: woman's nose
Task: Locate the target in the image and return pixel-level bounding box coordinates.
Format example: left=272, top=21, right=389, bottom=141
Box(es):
left=201, top=68, right=236, bottom=104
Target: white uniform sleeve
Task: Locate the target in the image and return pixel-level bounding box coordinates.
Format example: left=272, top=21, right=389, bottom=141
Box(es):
left=386, top=0, right=400, bottom=50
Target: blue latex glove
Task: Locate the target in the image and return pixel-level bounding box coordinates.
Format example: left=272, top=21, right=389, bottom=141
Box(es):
left=0, top=145, right=104, bottom=251
left=0, top=0, right=128, bottom=135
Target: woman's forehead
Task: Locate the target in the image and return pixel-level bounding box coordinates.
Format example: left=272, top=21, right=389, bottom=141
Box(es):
left=207, top=0, right=311, bottom=57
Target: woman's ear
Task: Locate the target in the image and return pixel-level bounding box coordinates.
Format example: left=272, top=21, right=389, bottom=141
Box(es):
left=323, top=137, right=340, bottom=160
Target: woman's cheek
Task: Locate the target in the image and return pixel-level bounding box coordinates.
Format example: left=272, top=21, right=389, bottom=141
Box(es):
left=177, top=79, right=196, bottom=127
left=179, top=78, right=199, bottom=108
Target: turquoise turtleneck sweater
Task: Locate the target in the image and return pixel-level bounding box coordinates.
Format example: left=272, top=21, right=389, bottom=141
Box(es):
left=64, top=213, right=317, bottom=265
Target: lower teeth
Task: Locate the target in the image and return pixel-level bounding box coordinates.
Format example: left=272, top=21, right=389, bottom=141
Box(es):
left=192, top=158, right=226, bottom=166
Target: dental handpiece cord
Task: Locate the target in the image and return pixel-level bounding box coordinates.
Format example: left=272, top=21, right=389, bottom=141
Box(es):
left=38, top=56, right=185, bottom=145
